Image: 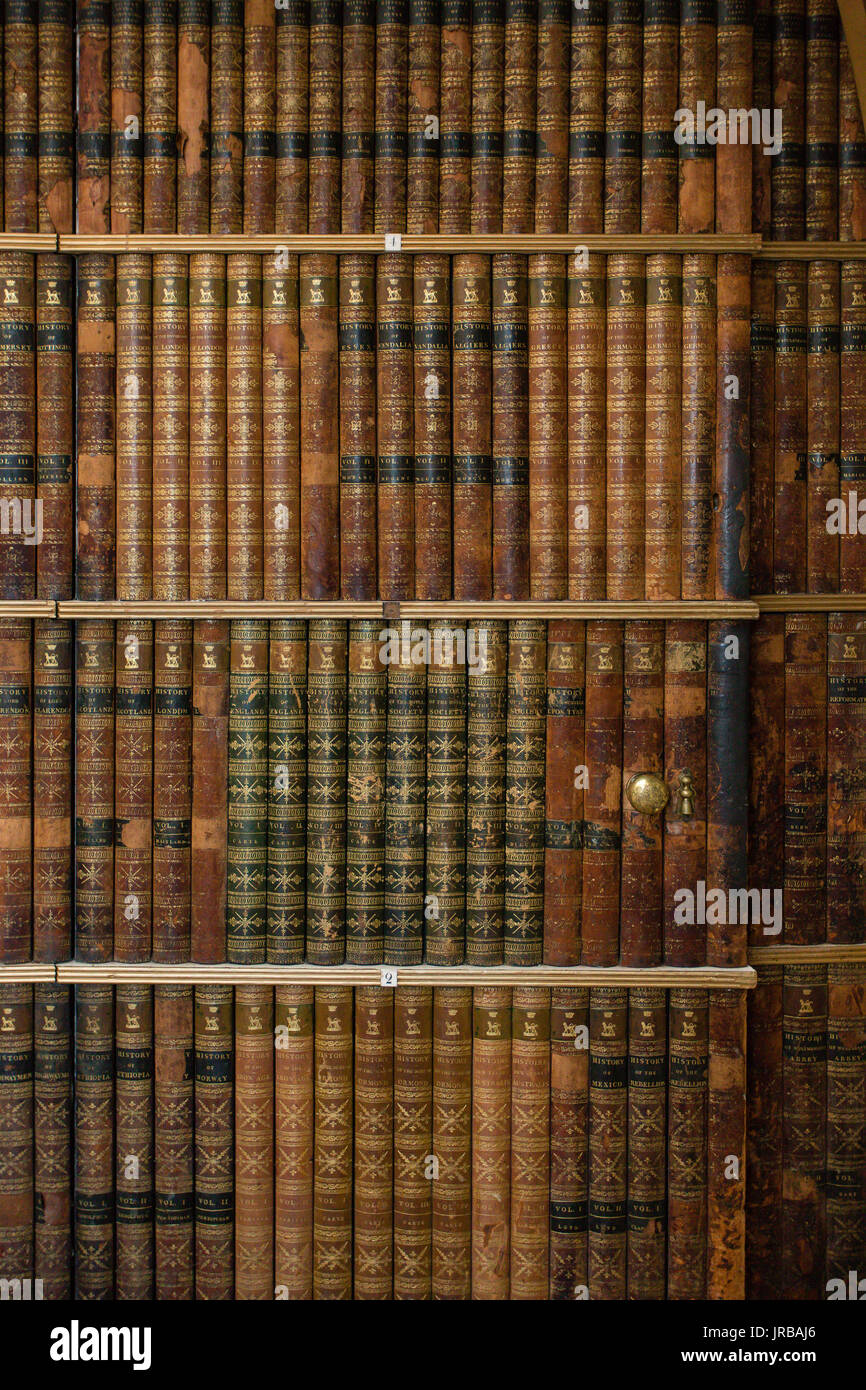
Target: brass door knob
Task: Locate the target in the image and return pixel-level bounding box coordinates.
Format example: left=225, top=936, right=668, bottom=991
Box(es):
left=625, top=772, right=670, bottom=815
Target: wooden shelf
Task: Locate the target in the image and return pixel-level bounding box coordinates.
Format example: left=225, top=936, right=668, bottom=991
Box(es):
left=0, top=964, right=58, bottom=982
left=0, top=601, right=60, bottom=617
left=59, top=600, right=383, bottom=619
left=756, top=241, right=866, bottom=259
left=58, top=232, right=761, bottom=255
left=754, top=594, right=866, bottom=611
left=750, top=943, right=866, bottom=964
left=57, top=599, right=760, bottom=621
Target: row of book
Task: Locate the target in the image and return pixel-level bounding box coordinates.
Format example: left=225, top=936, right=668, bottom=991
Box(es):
left=0, top=981, right=753, bottom=1301
left=0, top=616, right=753, bottom=967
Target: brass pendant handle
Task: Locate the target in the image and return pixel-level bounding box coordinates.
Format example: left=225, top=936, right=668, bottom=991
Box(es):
left=625, top=772, right=670, bottom=815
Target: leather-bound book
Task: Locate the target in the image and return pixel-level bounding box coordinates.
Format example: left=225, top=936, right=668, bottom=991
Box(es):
left=581, top=621, right=623, bottom=966
left=407, top=0, right=440, bottom=233
left=567, top=253, right=605, bottom=598
left=663, top=621, right=707, bottom=966
left=377, top=253, right=415, bottom=600
left=774, top=262, right=808, bottom=592
left=707, top=988, right=747, bottom=1298
left=189, top=253, right=226, bottom=599
left=110, top=0, right=143, bottom=234
left=33, top=619, right=73, bottom=962
left=716, top=1, right=754, bottom=235
left=534, top=0, right=569, bottom=232
left=667, top=988, right=708, bottom=1299
left=341, top=2, right=375, bottom=233
left=706, top=619, right=749, bottom=970
left=414, top=253, right=452, bottom=599
left=339, top=255, right=377, bottom=600
left=154, top=984, right=194, bottom=1299
left=715, top=253, right=751, bottom=601
left=781, top=965, right=827, bottom=1299
left=76, top=254, right=116, bottom=601
left=244, top=0, right=276, bottom=233
left=0, top=252, right=35, bottom=599
left=771, top=0, right=805, bottom=240
left=194, top=985, right=234, bottom=1300
left=227, top=255, right=263, bottom=600
left=306, top=620, right=348, bottom=964
left=470, top=0, right=504, bottom=233
left=641, top=1, right=678, bottom=234
left=826, top=964, right=866, bottom=1290
left=115, top=985, right=154, bottom=1299
left=471, top=985, right=511, bottom=1299
left=0, top=985, right=33, bottom=1288
left=840, top=263, right=866, bottom=591
left=5, top=0, right=38, bottom=230
left=153, top=620, right=192, bottom=963
left=627, top=988, right=666, bottom=1300
left=308, top=0, right=342, bottom=233
left=745, top=967, right=784, bottom=1299
left=752, top=0, right=773, bottom=235
left=375, top=0, right=410, bottom=231
left=543, top=620, right=585, bottom=966
left=453, top=255, right=492, bottom=599
left=492, top=253, right=528, bottom=599
left=827, top=614, right=866, bottom=944
left=425, top=623, right=467, bottom=965
left=384, top=626, right=425, bottom=965
left=36, top=254, right=75, bottom=598
left=275, top=0, right=309, bottom=233
left=645, top=254, right=682, bottom=599
left=505, top=620, right=546, bottom=966
left=805, top=0, right=838, bottom=239
left=677, top=0, right=715, bottom=234
left=34, top=984, right=72, bottom=1298
left=807, top=262, right=840, bottom=592
left=152, top=254, right=189, bottom=600
left=748, top=616, right=785, bottom=954
left=75, top=621, right=115, bottom=962
left=74, top=984, right=114, bottom=1299
left=549, top=987, right=589, bottom=1300
left=267, top=620, right=307, bottom=965
left=38, top=0, right=74, bottom=234
left=439, top=1, right=472, bottom=234
left=142, top=0, right=177, bottom=231
left=784, top=612, right=827, bottom=944
left=681, top=254, right=715, bottom=599
left=263, top=252, right=301, bottom=600
left=620, top=621, right=664, bottom=967
left=234, top=986, right=274, bottom=1299
left=567, top=0, right=604, bottom=234
left=346, top=620, right=386, bottom=964
left=300, top=254, right=339, bottom=599
left=191, top=620, right=229, bottom=963
left=210, top=0, right=243, bottom=233
left=113, top=618, right=153, bottom=962
left=606, top=255, right=644, bottom=600
left=529, top=254, right=567, bottom=598
left=466, top=620, right=507, bottom=964
left=227, top=620, right=269, bottom=964
left=114, top=253, right=151, bottom=601
left=511, top=986, right=550, bottom=1299
left=313, top=987, right=353, bottom=1300
left=176, top=0, right=209, bottom=234
left=353, top=987, right=394, bottom=1299
left=394, top=986, right=433, bottom=1299
left=839, top=36, right=866, bottom=241
left=749, top=263, right=775, bottom=594
left=274, top=985, right=314, bottom=1300
left=604, top=1, right=641, bottom=232
left=76, top=0, right=110, bottom=232
left=588, top=987, right=627, bottom=1298
left=0, top=619, right=31, bottom=962
left=432, top=987, right=472, bottom=1298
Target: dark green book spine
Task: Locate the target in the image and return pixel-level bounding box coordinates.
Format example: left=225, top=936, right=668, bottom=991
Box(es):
left=306, top=619, right=348, bottom=963
left=347, top=619, right=387, bottom=963
left=504, top=619, right=546, bottom=965
left=385, top=623, right=426, bottom=964
left=424, top=621, right=467, bottom=964
left=227, top=620, right=269, bottom=963
left=466, top=619, right=507, bottom=964
left=267, top=618, right=307, bottom=964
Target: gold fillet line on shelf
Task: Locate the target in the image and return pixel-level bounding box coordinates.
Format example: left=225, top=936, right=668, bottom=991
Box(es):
left=56, top=599, right=761, bottom=620
left=58, top=233, right=762, bottom=254
left=0, top=601, right=58, bottom=617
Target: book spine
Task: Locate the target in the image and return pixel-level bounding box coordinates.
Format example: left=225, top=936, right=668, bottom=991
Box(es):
left=432, top=987, right=472, bottom=1298
left=806, top=261, right=840, bottom=592
left=110, top=0, right=143, bottom=234
left=38, top=0, right=74, bottom=234
left=504, top=620, right=546, bottom=967
left=715, top=253, right=751, bottom=599
left=839, top=36, right=866, bottom=241
left=194, top=984, right=234, bottom=1299
left=76, top=0, right=111, bottom=232
left=346, top=619, right=386, bottom=964
left=533, top=0, right=569, bottom=232
left=308, top=0, right=342, bottom=234
left=176, top=0, right=210, bottom=234
left=471, top=985, right=511, bottom=1299
left=113, top=618, right=153, bottom=962
left=305, top=621, right=347, bottom=965
left=667, top=988, right=708, bottom=1298
left=581, top=621, right=623, bottom=966
left=620, top=621, right=664, bottom=967
left=707, top=988, right=747, bottom=1298
left=189, top=254, right=226, bottom=599
left=543, top=620, right=585, bottom=966
left=36, top=253, right=75, bottom=599
left=645, top=253, right=682, bottom=599
left=76, top=254, right=116, bottom=601
left=406, top=0, right=440, bottom=234
left=827, top=614, right=866, bottom=944
left=274, top=985, right=314, bottom=1300
left=0, top=984, right=32, bottom=1287
left=784, top=612, right=827, bottom=944
left=749, top=263, right=775, bottom=593
left=606, top=255, right=645, bottom=600
left=74, top=984, right=114, bottom=1299
left=263, top=252, right=301, bottom=601
left=210, top=0, right=244, bottom=234
left=511, top=985, right=550, bottom=1299
left=465, top=619, right=507, bottom=965
left=234, top=986, right=274, bottom=1299
left=663, top=621, right=707, bottom=966
left=627, top=987, right=667, bottom=1299
left=528, top=253, right=567, bottom=598
left=353, top=986, right=394, bottom=1299
left=752, top=0, right=773, bottom=235
left=33, top=619, right=72, bottom=963
left=549, top=987, right=589, bottom=1299
left=424, top=622, right=467, bottom=965
left=300, top=254, right=339, bottom=599
left=0, top=252, right=36, bottom=600
left=393, top=985, right=433, bottom=1299
left=414, top=253, right=452, bottom=600
left=5, top=0, right=38, bottom=230
left=190, top=620, right=229, bottom=963
left=384, top=624, right=425, bottom=965
left=75, top=620, right=115, bottom=963
left=243, top=0, right=276, bottom=234
left=716, top=2, right=754, bottom=236
left=567, top=253, right=606, bottom=598
left=641, top=1, right=678, bottom=234
left=707, top=618, right=750, bottom=970
left=226, top=255, right=263, bottom=600
left=142, top=0, right=177, bottom=232
left=115, top=984, right=154, bottom=1299
left=0, top=619, right=31, bottom=962
left=567, top=0, right=604, bottom=234
left=375, top=0, right=410, bottom=231
left=267, top=619, right=307, bottom=966
left=677, top=0, right=716, bottom=234
left=604, top=0, right=642, bottom=233
left=275, top=0, right=310, bottom=234
left=470, top=0, right=504, bottom=234
left=748, top=615, right=785, bottom=954
left=781, top=964, right=827, bottom=1299
left=771, top=0, right=806, bottom=240
left=313, top=986, right=353, bottom=1300
left=588, top=986, right=627, bottom=1298
left=338, top=254, right=377, bottom=600
left=840, top=262, right=866, bottom=591
left=745, top=966, right=784, bottom=1298
left=681, top=253, right=716, bottom=599
left=826, top=964, right=866, bottom=1289
left=438, top=0, right=472, bottom=234
left=805, top=0, right=837, bottom=240
left=152, top=254, right=189, bottom=601
left=152, top=620, right=192, bottom=963
left=377, top=253, right=415, bottom=600
left=154, top=984, right=194, bottom=1299
left=115, top=253, right=152, bottom=602
left=227, top=620, right=268, bottom=964
left=774, top=261, right=808, bottom=592
left=34, top=983, right=72, bottom=1297
left=492, top=252, right=528, bottom=599
left=452, top=254, right=493, bottom=599
left=341, top=1, right=375, bottom=233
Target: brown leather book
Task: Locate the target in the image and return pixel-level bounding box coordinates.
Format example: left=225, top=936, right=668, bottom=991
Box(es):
left=38, top=3, right=74, bottom=234
left=714, top=253, right=751, bottom=601
left=716, top=2, right=753, bottom=236
left=839, top=36, right=866, bottom=241
left=393, top=985, right=433, bottom=1299
left=339, top=254, right=377, bottom=600
left=113, top=618, right=153, bottom=962
left=0, top=619, right=31, bottom=962
left=510, top=986, right=550, bottom=1299
left=425, top=622, right=467, bottom=965
left=604, top=1, right=641, bottom=233
left=76, top=0, right=110, bottom=233
left=227, top=620, right=268, bottom=964
left=275, top=0, right=309, bottom=232
left=505, top=620, right=546, bottom=966
left=567, top=253, right=605, bottom=598
left=189, top=253, right=227, bottom=599
left=152, top=254, right=189, bottom=600
left=641, top=1, right=678, bottom=235
left=533, top=0, right=568, bottom=232
left=677, top=1, right=716, bottom=234
left=549, top=987, right=589, bottom=1300
left=33, top=619, right=73, bottom=962
left=414, top=253, right=452, bottom=599
left=781, top=965, right=827, bottom=1299
left=771, top=0, right=806, bottom=241
left=234, top=986, right=274, bottom=1299
left=529, top=253, right=567, bottom=598
left=840, top=262, right=866, bottom=591
left=5, top=1, right=38, bottom=230
left=300, top=253, right=340, bottom=598
left=210, top=0, right=244, bottom=233
left=353, top=986, right=394, bottom=1299
left=176, top=0, right=210, bottom=234
left=471, top=985, right=511, bottom=1299
left=452, top=254, right=493, bottom=599
left=588, top=987, right=627, bottom=1298
left=313, top=986, right=353, bottom=1299
left=76, top=254, right=116, bottom=601
left=826, top=964, right=866, bottom=1291
left=342, top=2, right=376, bottom=234
left=115, top=985, right=154, bottom=1299
left=749, top=263, right=775, bottom=593
left=466, top=620, right=507, bottom=964
left=745, top=967, right=784, bottom=1299
left=377, top=253, right=415, bottom=599
left=191, top=619, right=229, bottom=963
left=384, top=626, right=425, bottom=964
left=74, top=984, right=114, bottom=1298
left=581, top=621, right=623, bottom=966
left=806, top=261, right=840, bottom=592
left=784, top=612, right=827, bottom=944
left=110, top=0, right=143, bottom=234
left=491, top=252, right=528, bottom=599
left=308, top=0, right=342, bottom=234
left=707, top=619, right=749, bottom=971
left=115, top=253, right=152, bottom=601
left=438, top=1, right=472, bottom=234
left=748, top=615, right=785, bottom=951
left=774, top=261, right=808, bottom=593
left=34, top=983, right=72, bottom=1298
left=263, top=252, right=301, bottom=600
left=0, top=984, right=33, bottom=1287
left=36, top=253, right=75, bottom=599
left=620, top=621, right=664, bottom=967
left=75, top=621, right=115, bottom=962
left=606, top=255, right=645, bottom=600
left=267, top=620, right=307, bottom=965
left=406, top=0, right=439, bottom=234
left=243, top=0, right=276, bottom=234
left=194, top=985, right=234, bottom=1299
left=645, top=254, right=682, bottom=599
left=142, top=0, right=177, bottom=232
left=432, top=987, right=472, bottom=1298
left=663, top=621, right=707, bottom=967
left=470, top=0, right=504, bottom=234
left=227, top=255, right=263, bottom=600
left=152, top=620, right=192, bottom=963
left=667, top=988, right=708, bottom=1299
left=543, top=620, right=585, bottom=966
left=707, top=989, right=747, bottom=1299
left=274, top=985, right=314, bottom=1300
left=307, top=620, right=348, bottom=964
left=752, top=0, right=773, bottom=236
left=827, top=614, right=866, bottom=945
left=375, top=0, right=410, bottom=231
left=154, top=984, right=194, bottom=1300
left=0, top=252, right=36, bottom=600
left=346, top=620, right=385, bottom=964
left=805, top=0, right=838, bottom=240
left=567, top=0, right=604, bottom=234
left=681, top=253, right=716, bottom=599
left=627, top=988, right=667, bottom=1300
